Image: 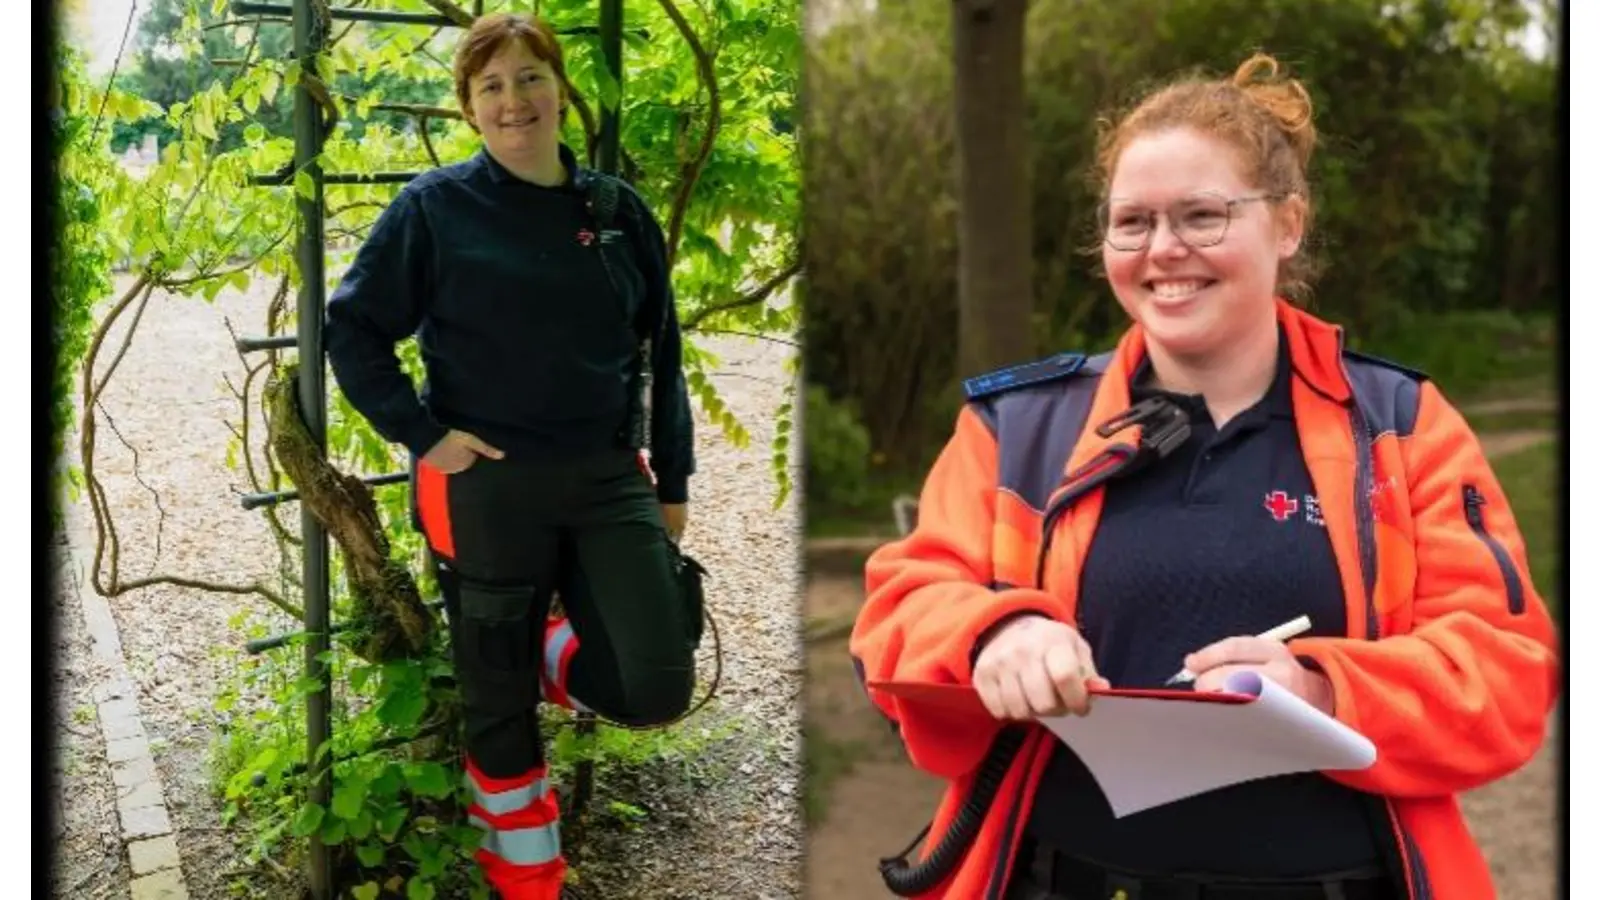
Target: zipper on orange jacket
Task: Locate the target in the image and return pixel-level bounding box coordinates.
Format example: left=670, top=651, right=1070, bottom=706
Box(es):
left=1383, top=799, right=1436, bottom=899
left=1335, top=347, right=1437, bottom=900
left=1462, top=483, right=1526, bottom=614
left=1345, top=403, right=1381, bottom=640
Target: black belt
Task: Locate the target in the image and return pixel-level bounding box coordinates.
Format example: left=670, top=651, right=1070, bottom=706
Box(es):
left=1012, top=838, right=1398, bottom=900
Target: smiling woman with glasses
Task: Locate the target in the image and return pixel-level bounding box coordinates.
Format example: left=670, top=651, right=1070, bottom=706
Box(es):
left=851, top=52, right=1557, bottom=900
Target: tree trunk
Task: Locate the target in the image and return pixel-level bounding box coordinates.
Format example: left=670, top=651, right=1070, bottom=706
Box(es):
left=950, top=0, right=1034, bottom=379
left=265, top=365, right=435, bottom=663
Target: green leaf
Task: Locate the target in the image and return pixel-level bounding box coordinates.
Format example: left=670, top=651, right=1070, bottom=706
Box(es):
left=448, top=824, right=484, bottom=853
left=377, top=687, right=425, bottom=730
left=369, top=763, right=404, bottom=798
left=407, top=877, right=437, bottom=900
left=246, top=746, right=279, bottom=776
left=331, top=782, right=366, bottom=821
left=321, top=815, right=348, bottom=845
left=377, top=805, right=409, bottom=842
left=419, top=850, right=449, bottom=878
left=354, top=841, right=385, bottom=868
left=194, top=106, right=217, bottom=141
left=348, top=809, right=375, bottom=841
left=290, top=802, right=325, bottom=838
left=405, top=762, right=451, bottom=799
left=351, top=883, right=380, bottom=900
left=293, top=169, right=314, bottom=201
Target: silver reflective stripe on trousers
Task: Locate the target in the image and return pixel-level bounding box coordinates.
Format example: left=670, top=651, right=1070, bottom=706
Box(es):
left=542, top=620, right=590, bottom=711
left=468, top=814, right=563, bottom=866
left=467, top=771, right=549, bottom=816
left=544, top=619, right=576, bottom=688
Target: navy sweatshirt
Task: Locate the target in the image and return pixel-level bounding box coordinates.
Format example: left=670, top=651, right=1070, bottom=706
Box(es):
left=323, top=144, right=695, bottom=503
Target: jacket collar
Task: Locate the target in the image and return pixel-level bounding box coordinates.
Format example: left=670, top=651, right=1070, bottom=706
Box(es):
left=477, top=142, right=590, bottom=191
left=1118, top=298, right=1352, bottom=404
left=1129, top=325, right=1297, bottom=423
left=1061, top=299, right=1353, bottom=478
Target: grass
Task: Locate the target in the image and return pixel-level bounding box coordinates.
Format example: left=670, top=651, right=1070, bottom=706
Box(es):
left=1453, top=375, right=1556, bottom=407
left=1492, top=438, right=1560, bottom=624
left=1464, top=408, right=1558, bottom=435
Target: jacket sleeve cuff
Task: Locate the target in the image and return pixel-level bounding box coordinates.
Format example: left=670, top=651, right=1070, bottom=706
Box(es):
left=400, top=419, right=450, bottom=461
left=656, top=471, right=689, bottom=504
left=969, top=609, right=1054, bottom=669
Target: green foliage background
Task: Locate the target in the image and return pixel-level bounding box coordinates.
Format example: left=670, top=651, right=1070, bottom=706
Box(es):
left=53, top=46, right=119, bottom=523
left=802, top=0, right=1557, bottom=484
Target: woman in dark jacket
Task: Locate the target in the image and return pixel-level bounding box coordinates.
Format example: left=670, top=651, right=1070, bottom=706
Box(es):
left=324, top=13, right=698, bottom=899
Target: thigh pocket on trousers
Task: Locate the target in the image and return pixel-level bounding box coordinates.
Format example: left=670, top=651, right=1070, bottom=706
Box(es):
left=455, top=580, right=539, bottom=716
left=670, top=544, right=708, bottom=650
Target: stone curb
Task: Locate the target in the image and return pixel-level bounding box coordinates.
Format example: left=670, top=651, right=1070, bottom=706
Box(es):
left=61, top=502, right=191, bottom=900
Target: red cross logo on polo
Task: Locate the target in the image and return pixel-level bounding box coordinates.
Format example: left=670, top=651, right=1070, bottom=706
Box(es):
left=1264, top=490, right=1299, bottom=522
left=576, top=228, right=596, bottom=246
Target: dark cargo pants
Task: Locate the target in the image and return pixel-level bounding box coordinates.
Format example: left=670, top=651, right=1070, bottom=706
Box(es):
left=414, top=448, right=696, bottom=896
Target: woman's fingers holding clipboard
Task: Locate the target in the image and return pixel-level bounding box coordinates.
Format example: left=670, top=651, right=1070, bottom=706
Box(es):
left=973, top=615, right=1108, bottom=721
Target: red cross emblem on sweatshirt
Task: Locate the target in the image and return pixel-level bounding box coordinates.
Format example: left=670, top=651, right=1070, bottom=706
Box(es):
left=1264, top=490, right=1300, bottom=522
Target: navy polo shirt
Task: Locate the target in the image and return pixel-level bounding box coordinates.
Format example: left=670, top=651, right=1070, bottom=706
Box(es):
left=324, top=145, right=695, bottom=502
left=1024, top=331, right=1388, bottom=877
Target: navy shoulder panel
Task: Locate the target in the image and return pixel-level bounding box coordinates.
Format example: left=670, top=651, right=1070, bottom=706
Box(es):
left=968, top=351, right=1112, bottom=511
left=1341, top=349, right=1429, bottom=384
left=1343, top=351, right=1426, bottom=439
left=963, top=352, right=1091, bottom=401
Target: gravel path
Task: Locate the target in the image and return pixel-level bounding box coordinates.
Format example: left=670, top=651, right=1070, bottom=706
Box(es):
left=56, top=273, right=804, bottom=899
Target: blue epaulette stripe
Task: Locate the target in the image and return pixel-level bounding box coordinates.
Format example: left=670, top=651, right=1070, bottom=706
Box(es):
left=963, top=352, right=1087, bottom=400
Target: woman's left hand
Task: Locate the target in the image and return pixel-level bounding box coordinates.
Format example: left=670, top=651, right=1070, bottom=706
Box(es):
left=661, top=503, right=688, bottom=542
left=1185, top=637, right=1335, bottom=715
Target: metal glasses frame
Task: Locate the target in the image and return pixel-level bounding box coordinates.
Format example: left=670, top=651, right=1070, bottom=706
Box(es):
left=1097, top=191, right=1283, bottom=252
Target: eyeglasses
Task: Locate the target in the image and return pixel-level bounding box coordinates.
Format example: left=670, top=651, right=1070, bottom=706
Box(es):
left=1097, top=192, right=1281, bottom=252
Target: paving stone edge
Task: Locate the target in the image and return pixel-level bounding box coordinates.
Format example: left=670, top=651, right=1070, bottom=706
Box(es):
left=60, top=498, right=191, bottom=900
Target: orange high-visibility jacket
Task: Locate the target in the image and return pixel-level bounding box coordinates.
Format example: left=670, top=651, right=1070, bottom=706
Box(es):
left=852, top=301, right=1560, bottom=900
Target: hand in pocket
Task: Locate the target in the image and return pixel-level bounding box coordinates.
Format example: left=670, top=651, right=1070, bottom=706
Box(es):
left=423, top=429, right=504, bottom=474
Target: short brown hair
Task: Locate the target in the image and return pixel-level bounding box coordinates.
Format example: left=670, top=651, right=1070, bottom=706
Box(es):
left=453, top=13, right=569, bottom=123
left=1095, top=53, right=1320, bottom=298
